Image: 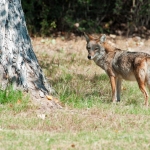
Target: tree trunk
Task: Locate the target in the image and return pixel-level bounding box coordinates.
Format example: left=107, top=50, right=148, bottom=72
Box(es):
left=0, top=0, right=61, bottom=110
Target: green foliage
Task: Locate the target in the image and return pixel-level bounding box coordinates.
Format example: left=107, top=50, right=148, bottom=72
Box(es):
left=21, top=0, right=150, bottom=35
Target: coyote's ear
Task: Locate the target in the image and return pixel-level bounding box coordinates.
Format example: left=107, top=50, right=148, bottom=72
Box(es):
left=83, top=32, right=90, bottom=42
left=83, top=32, right=93, bottom=42
left=100, top=34, right=106, bottom=43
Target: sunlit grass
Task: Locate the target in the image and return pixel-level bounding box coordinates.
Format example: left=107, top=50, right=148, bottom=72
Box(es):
left=1, top=37, right=150, bottom=149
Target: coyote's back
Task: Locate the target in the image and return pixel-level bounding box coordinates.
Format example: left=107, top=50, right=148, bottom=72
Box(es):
left=84, top=33, right=150, bottom=106
left=112, top=51, right=150, bottom=81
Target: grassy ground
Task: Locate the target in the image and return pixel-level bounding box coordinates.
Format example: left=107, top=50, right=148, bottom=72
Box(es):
left=1, top=35, right=150, bottom=150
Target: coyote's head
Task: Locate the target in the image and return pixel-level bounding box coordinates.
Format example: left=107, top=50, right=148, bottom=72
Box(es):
left=84, top=33, right=106, bottom=60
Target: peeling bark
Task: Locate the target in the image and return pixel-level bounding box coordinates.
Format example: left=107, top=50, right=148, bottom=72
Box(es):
left=0, top=0, right=60, bottom=109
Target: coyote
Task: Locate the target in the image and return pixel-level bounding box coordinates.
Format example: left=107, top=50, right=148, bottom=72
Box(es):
left=84, top=33, right=150, bottom=106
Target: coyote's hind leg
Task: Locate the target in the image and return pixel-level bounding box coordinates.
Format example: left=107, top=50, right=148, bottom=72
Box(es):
left=135, top=58, right=149, bottom=106
left=138, top=82, right=149, bottom=106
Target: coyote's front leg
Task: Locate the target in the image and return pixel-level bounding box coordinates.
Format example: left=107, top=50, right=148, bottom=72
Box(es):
left=116, top=78, right=122, bottom=102
left=110, top=76, right=117, bottom=103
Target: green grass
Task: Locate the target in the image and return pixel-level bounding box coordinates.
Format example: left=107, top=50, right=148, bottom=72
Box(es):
left=0, top=85, right=30, bottom=113
left=1, top=37, right=150, bottom=149
left=0, top=85, right=23, bottom=104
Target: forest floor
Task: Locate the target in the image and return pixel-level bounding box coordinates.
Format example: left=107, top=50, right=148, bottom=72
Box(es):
left=1, top=34, right=150, bottom=150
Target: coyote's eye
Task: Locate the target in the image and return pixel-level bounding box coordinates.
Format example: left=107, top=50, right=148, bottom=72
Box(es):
left=95, top=47, right=99, bottom=51
left=87, top=46, right=90, bottom=50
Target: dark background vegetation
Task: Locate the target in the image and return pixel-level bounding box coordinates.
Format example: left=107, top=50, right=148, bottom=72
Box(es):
left=21, top=0, right=150, bottom=37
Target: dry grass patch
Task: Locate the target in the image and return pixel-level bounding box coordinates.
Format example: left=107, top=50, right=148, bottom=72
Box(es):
left=1, top=107, right=150, bottom=149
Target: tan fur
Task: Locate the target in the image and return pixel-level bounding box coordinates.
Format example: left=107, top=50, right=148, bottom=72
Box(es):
left=84, top=33, right=150, bottom=106
left=102, top=42, right=117, bottom=53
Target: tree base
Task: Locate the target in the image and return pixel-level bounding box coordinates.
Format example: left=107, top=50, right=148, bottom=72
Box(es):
left=31, top=91, right=63, bottom=113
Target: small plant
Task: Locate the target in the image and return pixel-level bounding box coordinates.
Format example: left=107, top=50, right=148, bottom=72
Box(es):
left=0, top=85, right=29, bottom=112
